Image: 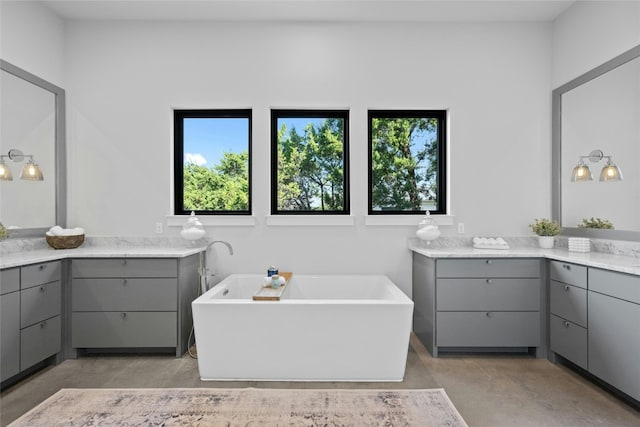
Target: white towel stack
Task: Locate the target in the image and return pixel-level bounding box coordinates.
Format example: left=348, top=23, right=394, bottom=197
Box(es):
left=472, top=237, right=509, bottom=250
left=46, top=225, right=85, bottom=237
left=568, top=237, right=590, bottom=253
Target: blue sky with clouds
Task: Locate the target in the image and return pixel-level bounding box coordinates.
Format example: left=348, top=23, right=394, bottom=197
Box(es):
left=183, top=117, right=249, bottom=167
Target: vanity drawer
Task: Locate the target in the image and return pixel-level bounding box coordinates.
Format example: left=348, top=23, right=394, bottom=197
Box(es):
left=20, top=315, right=61, bottom=370
left=589, top=269, right=640, bottom=304
left=436, top=311, right=540, bottom=347
left=72, top=278, right=177, bottom=311
left=436, top=259, right=539, bottom=278
left=437, top=278, right=540, bottom=311
left=1, top=268, right=20, bottom=295
left=72, top=312, right=177, bottom=348
left=549, top=261, right=587, bottom=289
left=550, top=314, right=587, bottom=370
left=20, top=281, right=62, bottom=328
left=550, top=280, right=587, bottom=327
left=72, top=259, right=177, bottom=278
left=21, top=261, right=61, bottom=289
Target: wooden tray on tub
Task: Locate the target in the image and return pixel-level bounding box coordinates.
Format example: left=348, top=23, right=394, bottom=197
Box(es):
left=252, top=272, right=292, bottom=301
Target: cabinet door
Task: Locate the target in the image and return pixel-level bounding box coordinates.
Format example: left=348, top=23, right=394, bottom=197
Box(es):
left=20, top=315, right=61, bottom=371
left=589, top=269, right=640, bottom=304
left=1, top=292, right=20, bottom=381
left=550, top=314, right=587, bottom=370
left=549, top=261, right=587, bottom=289
left=72, top=278, right=177, bottom=311
left=20, top=281, right=62, bottom=328
left=437, top=258, right=540, bottom=278
left=72, top=259, right=177, bottom=278
left=436, top=311, right=540, bottom=347
left=588, top=291, right=640, bottom=401
left=72, top=312, right=177, bottom=348
left=21, top=261, right=61, bottom=289
left=0, top=268, right=20, bottom=295
left=437, top=278, right=540, bottom=311
left=550, top=280, right=587, bottom=327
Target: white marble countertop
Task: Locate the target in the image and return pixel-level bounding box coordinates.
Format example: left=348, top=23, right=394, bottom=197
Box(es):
left=408, top=243, right=640, bottom=276
left=0, top=244, right=206, bottom=269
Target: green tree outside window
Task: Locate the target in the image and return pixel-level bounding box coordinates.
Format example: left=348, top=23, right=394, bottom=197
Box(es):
left=369, top=110, right=446, bottom=214
left=271, top=110, right=349, bottom=214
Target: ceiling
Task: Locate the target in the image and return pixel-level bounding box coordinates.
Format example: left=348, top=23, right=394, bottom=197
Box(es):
left=39, top=0, right=576, bottom=22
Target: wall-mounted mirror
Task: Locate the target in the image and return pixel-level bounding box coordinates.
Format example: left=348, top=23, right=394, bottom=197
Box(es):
left=552, top=45, right=640, bottom=241
left=0, top=60, right=66, bottom=237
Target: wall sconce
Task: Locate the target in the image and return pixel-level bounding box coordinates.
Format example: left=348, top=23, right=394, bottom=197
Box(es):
left=570, top=149, right=623, bottom=182
left=0, top=149, right=44, bottom=181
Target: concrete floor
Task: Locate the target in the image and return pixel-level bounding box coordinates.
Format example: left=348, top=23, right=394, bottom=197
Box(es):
left=1, top=335, right=639, bottom=426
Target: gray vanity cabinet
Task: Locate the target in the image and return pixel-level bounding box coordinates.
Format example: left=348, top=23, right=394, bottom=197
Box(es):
left=1, top=261, right=62, bottom=384
left=412, top=254, right=542, bottom=357
left=19, top=261, right=62, bottom=371
left=587, top=268, right=640, bottom=401
left=71, top=256, right=199, bottom=357
left=1, top=268, right=20, bottom=382
left=549, top=261, right=588, bottom=369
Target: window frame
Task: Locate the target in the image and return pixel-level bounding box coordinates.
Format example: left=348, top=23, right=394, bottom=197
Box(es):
left=173, top=109, right=252, bottom=216
left=270, top=109, right=350, bottom=215
left=367, top=109, right=447, bottom=215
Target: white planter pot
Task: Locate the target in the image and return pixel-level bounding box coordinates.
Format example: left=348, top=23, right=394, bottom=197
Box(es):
left=538, top=236, right=555, bottom=249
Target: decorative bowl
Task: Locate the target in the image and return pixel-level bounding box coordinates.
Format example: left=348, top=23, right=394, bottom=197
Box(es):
left=46, top=234, right=85, bottom=249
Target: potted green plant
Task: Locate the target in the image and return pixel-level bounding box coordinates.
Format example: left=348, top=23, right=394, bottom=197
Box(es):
left=578, top=217, right=613, bottom=229
left=529, top=218, right=561, bottom=249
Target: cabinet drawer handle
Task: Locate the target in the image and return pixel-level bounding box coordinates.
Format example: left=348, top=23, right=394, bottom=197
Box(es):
left=39, top=264, right=47, bottom=270
left=122, top=279, right=127, bottom=285
left=485, top=312, right=492, bottom=318
left=486, top=279, right=492, bottom=284
left=564, top=285, right=570, bottom=292
left=486, top=260, right=492, bottom=265
left=563, top=321, right=570, bottom=328
left=40, top=321, right=47, bottom=328
left=39, top=286, right=45, bottom=293
left=563, top=264, right=571, bottom=270
left=121, top=312, right=127, bottom=319
left=121, top=259, right=127, bottom=265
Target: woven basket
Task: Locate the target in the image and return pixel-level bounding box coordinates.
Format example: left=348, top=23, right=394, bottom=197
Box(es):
left=46, top=234, right=85, bottom=249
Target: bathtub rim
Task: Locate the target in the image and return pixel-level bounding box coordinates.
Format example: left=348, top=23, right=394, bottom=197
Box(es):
left=194, top=273, right=412, bottom=305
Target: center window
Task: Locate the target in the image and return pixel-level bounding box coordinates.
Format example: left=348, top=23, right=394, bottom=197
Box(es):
left=270, top=109, right=350, bottom=215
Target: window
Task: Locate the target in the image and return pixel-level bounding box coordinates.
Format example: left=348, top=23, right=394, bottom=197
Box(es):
left=368, top=110, right=446, bottom=214
left=174, top=109, right=251, bottom=215
left=271, top=109, right=349, bottom=214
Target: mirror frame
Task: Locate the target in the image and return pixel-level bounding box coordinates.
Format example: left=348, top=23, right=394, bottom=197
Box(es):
left=1, top=59, right=66, bottom=237
left=552, top=44, right=640, bottom=242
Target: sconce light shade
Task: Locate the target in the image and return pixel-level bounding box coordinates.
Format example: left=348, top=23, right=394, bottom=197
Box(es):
left=0, top=149, right=44, bottom=181
left=599, top=159, right=623, bottom=182
left=571, top=149, right=622, bottom=183
left=570, top=161, right=592, bottom=182
left=20, top=159, right=44, bottom=181
left=0, top=159, right=13, bottom=181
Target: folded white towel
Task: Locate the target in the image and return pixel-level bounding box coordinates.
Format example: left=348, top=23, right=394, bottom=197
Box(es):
left=49, top=225, right=64, bottom=236
left=48, top=225, right=84, bottom=236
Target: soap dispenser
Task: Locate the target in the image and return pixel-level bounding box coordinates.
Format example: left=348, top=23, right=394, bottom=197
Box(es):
left=180, top=211, right=206, bottom=241
left=416, top=211, right=440, bottom=243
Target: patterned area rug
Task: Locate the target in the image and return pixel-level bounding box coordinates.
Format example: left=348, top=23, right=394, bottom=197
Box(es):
left=10, top=387, right=468, bottom=426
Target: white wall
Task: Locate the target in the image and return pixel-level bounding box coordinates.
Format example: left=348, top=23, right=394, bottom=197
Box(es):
left=552, top=1, right=640, bottom=87
left=63, top=20, right=552, bottom=295
left=0, top=0, right=65, bottom=87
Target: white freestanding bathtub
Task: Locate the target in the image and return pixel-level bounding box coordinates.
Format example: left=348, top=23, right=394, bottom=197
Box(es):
left=192, top=274, right=414, bottom=381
